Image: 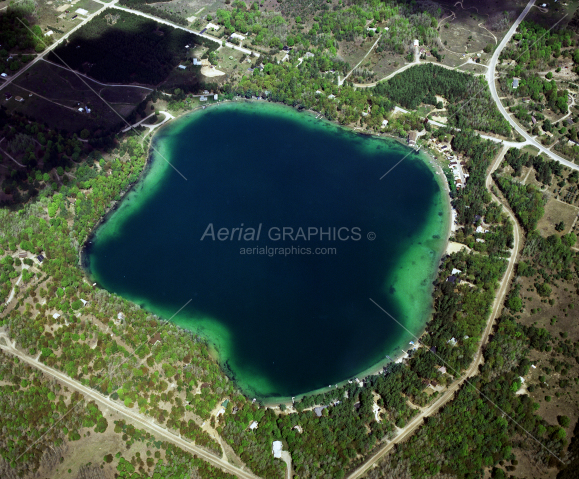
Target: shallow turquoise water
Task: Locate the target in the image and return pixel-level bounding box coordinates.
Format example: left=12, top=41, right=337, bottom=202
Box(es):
left=86, top=102, right=449, bottom=399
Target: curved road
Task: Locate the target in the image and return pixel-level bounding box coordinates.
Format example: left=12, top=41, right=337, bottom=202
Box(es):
left=487, top=0, right=579, bottom=171
left=0, top=335, right=261, bottom=479
left=347, top=146, right=521, bottom=479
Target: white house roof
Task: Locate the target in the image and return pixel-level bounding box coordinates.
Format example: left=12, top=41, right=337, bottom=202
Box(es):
left=272, top=441, right=283, bottom=458
left=75, top=8, right=88, bottom=15
left=249, top=421, right=258, bottom=430
left=451, top=268, right=462, bottom=275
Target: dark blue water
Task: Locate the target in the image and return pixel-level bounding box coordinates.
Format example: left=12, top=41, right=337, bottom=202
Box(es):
left=87, top=102, right=447, bottom=398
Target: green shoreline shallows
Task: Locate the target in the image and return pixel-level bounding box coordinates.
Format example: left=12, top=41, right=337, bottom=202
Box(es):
left=86, top=101, right=450, bottom=400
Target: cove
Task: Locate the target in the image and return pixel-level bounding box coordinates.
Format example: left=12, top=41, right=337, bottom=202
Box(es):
left=85, top=101, right=449, bottom=400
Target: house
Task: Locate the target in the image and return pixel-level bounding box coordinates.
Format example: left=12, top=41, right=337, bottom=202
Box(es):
left=78, top=107, right=84, bottom=112
left=117, top=312, right=125, bottom=321
left=272, top=441, right=283, bottom=459
left=4, top=92, right=12, bottom=100
left=45, top=30, right=54, bottom=37
left=18, top=252, right=27, bottom=258
left=408, top=130, right=418, bottom=146
left=206, top=23, right=220, bottom=31
left=178, top=65, right=186, bottom=70
left=80, top=299, right=88, bottom=306
left=447, top=337, right=457, bottom=346
left=249, top=421, right=259, bottom=430
left=305, top=52, right=314, bottom=58
left=328, top=94, right=336, bottom=99
left=1, top=73, right=7, bottom=78
left=15, top=96, right=24, bottom=102
left=37, top=254, right=44, bottom=263
left=230, top=33, right=245, bottom=41
left=413, top=39, right=419, bottom=47
left=203, top=90, right=209, bottom=95
left=214, top=94, right=218, bottom=100
left=532, top=116, right=537, bottom=125
left=367, top=27, right=377, bottom=32
left=451, top=268, right=462, bottom=275
left=438, top=366, right=447, bottom=374
left=512, top=77, right=520, bottom=89
left=199, top=96, right=208, bottom=102
left=53, top=313, right=61, bottom=320
left=149, top=332, right=162, bottom=346
left=282, top=46, right=292, bottom=52
left=193, top=58, right=201, bottom=65
left=381, top=119, right=389, bottom=128
left=75, top=8, right=88, bottom=15
left=313, top=406, right=327, bottom=417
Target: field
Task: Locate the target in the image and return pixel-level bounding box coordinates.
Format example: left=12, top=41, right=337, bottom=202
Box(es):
left=9, top=60, right=149, bottom=133
left=537, top=197, right=579, bottom=236
left=49, top=9, right=206, bottom=85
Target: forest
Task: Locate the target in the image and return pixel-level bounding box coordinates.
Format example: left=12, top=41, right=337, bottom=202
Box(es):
left=374, top=64, right=512, bottom=136
left=50, top=11, right=209, bottom=85
left=500, top=21, right=575, bottom=73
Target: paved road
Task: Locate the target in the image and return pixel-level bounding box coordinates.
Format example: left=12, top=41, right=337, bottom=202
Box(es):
left=347, top=146, right=522, bottom=479
left=352, top=58, right=484, bottom=89
left=487, top=0, right=579, bottom=171
left=0, top=1, right=117, bottom=93
left=0, top=335, right=261, bottom=479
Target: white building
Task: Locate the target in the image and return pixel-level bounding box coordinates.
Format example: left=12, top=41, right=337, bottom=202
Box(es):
left=199, top=96, right=208, bottom=102
left=206, top=23, right=220, bottom=31
left=75, top=8, right=88, bottom=16
left=193, top=58, right=201, bottom=65
left=230, top=33, right=246, bottom=41
left=272, top=441, right=283, bottom=459
left=214, top=94, right=218, bottom=100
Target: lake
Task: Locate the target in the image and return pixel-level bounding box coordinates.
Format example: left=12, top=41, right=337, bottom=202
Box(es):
left=85, top=101, right=449, bottom=400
